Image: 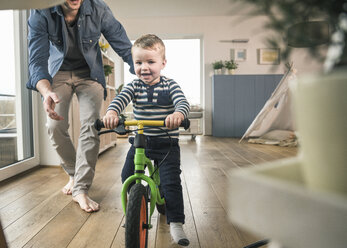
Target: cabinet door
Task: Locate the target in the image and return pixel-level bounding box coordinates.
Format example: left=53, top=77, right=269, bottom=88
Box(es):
left=212, top=75, right=282, bottom=137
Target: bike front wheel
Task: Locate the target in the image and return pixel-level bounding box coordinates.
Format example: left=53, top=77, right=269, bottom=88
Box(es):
left=125, top=184, right=149, bottom=248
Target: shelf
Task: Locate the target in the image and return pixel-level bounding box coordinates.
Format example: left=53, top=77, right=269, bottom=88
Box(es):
left=102, top=53, right=115, bottom=87
left=106, top=85, right=115, bottom=90
left=228, top=158, right=347, bottom=248
left=101, top=51, right=113, bottom=61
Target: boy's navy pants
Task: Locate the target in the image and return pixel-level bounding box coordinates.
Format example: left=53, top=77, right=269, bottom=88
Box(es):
left=122, top=136, right=185, bottom=224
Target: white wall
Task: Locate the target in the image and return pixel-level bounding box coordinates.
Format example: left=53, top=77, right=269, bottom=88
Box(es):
left=111, top=15, right=324, bottom=135
left=37, top=14, right=325, bottom=165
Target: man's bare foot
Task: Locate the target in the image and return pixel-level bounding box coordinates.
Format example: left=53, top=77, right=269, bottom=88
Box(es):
left=72, top=193, right=100, bottom=212
left=62, top=177, right=74, bottom=195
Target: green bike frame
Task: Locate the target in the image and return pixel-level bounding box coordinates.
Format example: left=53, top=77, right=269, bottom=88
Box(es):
left=120, top=121, right=166, bottom=228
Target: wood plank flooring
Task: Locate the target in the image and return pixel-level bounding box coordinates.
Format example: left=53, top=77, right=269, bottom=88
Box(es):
left=0, top=136, right=297, bottom=248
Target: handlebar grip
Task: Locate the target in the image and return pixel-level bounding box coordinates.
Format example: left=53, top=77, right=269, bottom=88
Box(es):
left=180, top=119, right=190, bottom=130
left=163, top=118, right=190, bottom=130
left=94, top=119, right=105, bottom=131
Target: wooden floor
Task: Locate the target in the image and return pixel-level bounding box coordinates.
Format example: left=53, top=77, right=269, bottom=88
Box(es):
left=0, top=136, right=297, bottom=248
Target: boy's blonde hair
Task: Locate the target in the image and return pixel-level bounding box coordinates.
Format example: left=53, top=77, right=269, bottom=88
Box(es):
left=132, top=34, right=166, bottom=59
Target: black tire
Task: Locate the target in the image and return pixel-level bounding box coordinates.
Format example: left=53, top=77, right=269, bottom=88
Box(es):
left=146, top=185, right=166, bottom=215
left=125, top=184, right=149, bottom=248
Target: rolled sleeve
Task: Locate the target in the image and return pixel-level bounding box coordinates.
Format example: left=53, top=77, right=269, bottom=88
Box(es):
left=101, top=5, right=134, bottom=74
left=170, top=82, right=190, bottom=118
left=26, top=10, right=52, bottom=91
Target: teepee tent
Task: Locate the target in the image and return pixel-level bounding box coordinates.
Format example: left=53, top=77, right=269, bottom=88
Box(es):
left=240, top=64, right=297, bottom=145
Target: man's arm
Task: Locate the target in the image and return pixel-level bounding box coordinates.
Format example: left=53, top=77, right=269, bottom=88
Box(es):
left=100, top=4, right=135, bottom=74
left=27, top=10, right=62, bottom=120
left=27, top=9, right=54, bottom=91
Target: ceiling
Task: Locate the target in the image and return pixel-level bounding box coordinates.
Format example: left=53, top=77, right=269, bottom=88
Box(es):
left=104, top=0, right=253, bottom=18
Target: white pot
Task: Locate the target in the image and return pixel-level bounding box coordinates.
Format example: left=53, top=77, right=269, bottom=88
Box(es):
left=228, top=69, right=235, bottom=75
left=294, top=69, right=347, bottom=195
left=214, top=69, right=222, bottom=75
left=224, top=69, right=236, bottom=75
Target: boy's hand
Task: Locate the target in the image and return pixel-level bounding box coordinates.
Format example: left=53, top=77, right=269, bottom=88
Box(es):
left=165, top=112, right=184, bottom=129
left=103, top=110, right=119, bottom=129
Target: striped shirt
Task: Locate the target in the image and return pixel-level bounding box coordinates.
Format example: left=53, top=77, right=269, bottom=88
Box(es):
left=107, top=76, right=190, bottom=138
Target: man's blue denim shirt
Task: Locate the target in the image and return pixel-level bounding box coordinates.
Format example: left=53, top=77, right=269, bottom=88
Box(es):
left=26, top=0, right=134, bottom=99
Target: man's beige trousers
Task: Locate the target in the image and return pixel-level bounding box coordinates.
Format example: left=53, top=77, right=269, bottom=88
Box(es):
left=47, top=69, right=103, bottom=197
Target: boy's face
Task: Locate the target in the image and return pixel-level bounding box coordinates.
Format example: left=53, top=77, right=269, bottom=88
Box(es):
left=132, top=46, right=166, bottom=86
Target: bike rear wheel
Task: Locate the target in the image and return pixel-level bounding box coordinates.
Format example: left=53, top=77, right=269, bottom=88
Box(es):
left=125, top=184, right=149, bottom=248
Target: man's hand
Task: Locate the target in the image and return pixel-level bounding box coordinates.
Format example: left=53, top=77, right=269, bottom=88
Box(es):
left=102, top=110, right=119, bottom=129
left=37, top=79, right=63, bottom=120
left=43, top=92, right=64, bottom=120
left=165, top=112, right=184, bottom=129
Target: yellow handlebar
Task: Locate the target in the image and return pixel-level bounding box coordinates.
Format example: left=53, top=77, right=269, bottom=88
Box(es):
left=94, top=118, right=190, bottom=133
left=124, top=120, right=165, bottom=127
left=124, top=120, right=165, bottom=134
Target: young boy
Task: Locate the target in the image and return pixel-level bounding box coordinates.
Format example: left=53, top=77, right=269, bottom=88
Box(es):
left=103, top=34, right=190, bottom=246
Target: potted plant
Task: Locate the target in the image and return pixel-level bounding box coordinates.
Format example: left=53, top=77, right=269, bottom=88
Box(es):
left=103, top=64, right=113, bottom=83
left=224, top=60, right=238, bottom=74
left=212, top=60, right=224, bottom=74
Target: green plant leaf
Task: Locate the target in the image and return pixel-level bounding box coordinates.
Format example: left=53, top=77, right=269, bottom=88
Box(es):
left=103, top=65, right=114, bottom=77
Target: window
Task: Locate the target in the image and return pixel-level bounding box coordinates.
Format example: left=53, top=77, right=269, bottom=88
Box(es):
left=0, top=10, right=17, bottom=169
left=124, top=38, right=201, bottom=106
left=0, top=10, right=38, bottom=180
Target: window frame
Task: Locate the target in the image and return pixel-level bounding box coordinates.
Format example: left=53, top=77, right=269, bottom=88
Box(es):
left=0, top=10, right=40, bottom=181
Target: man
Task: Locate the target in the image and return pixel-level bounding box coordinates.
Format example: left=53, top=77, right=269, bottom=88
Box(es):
left=26, top=0, right=134, bottom=212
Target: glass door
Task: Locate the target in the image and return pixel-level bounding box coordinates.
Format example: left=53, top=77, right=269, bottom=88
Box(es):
left=0, top=10, right=39, bottom=181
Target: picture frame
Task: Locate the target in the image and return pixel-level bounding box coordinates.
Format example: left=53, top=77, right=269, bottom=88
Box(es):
left=231, top=48, right=247, bottom=62
left=258, top=48, right=280, bottom=65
